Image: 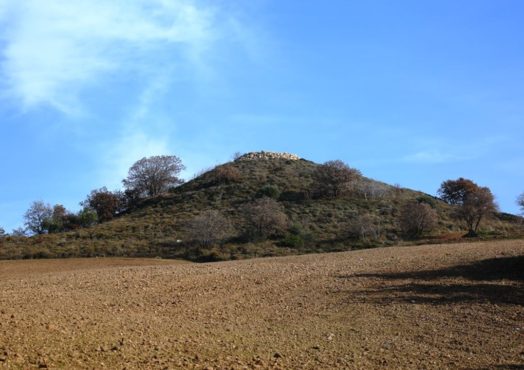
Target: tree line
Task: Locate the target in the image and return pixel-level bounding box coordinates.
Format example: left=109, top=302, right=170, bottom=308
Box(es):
left=4, top=155, right=185, bottom=236
left=0, top=154, right=522, bottom=242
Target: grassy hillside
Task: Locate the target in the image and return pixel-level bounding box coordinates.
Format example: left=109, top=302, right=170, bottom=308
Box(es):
left=1, top=155, right=522, bottom=260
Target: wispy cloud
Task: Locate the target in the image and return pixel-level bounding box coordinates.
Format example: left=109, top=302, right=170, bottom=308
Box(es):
left=102, top=130, right=171, bottom=190
left=98, top=75, right=176, bottom=189
left=402, top=150, right=471, bottom=164
left=401, top=135, right=509, bottom=164
left=0, top=0, right=231, bottom=114
left=0, top=0, right=256, bottom=189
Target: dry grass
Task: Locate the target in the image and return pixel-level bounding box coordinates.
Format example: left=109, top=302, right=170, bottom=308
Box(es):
left=0, top=240, right=523, bottom=369
left=1, top=158, right=522, bottom=261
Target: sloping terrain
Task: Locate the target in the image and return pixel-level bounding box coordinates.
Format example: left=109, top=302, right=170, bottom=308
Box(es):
left=1, top=155, right=522, bottom=260
left=0, top=240, right=523, bottom=369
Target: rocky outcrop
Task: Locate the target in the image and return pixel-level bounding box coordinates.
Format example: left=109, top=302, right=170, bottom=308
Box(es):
left=235, top=151, right=301, bottom=161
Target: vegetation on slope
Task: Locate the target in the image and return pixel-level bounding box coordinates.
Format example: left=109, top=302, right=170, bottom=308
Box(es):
left=0, top=154, right=522, bottom=261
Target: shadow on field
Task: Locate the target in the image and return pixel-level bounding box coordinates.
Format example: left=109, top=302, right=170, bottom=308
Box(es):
left=337, top=256, right=524, bottom=306
left=472, top=365, right=524, bottom=370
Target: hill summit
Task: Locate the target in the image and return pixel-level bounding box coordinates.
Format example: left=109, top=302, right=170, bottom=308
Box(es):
left=235, top=151, right=301, bottom=161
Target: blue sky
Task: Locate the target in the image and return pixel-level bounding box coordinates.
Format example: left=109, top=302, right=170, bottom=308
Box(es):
left=0, top=0, right=523, bottom=231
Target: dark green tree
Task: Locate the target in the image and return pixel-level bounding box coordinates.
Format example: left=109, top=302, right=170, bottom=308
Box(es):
left=42, top=205, right=63, bottom=233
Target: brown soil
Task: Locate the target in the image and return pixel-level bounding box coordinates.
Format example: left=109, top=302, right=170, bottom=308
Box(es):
left=1, top=240, right=523, bottom=369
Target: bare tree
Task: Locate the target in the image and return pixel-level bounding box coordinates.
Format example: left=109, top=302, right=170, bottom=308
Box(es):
left=244, top=197, right=289, bottom=239
left=354, top=181, right=388, bottom=200
left=24, top=201, right=53, bottom=234
left=212, top=165, right=242, bottom=184
left=11, top=227, right=27, bottom=237
left=458, top=187, right=497, bottom=235
left=392, top=183, right=404, bottom=199
left=0, top=227, right=6, bottom=239
left=123, top=155, right=185, bottom=198
left=313, top=160, right=362, bottom=198
left=399, top=201, right=438, bottom=237
left=186, top=210, right=234, bottom=246
left=438, top=178, right=497, bottom=236
left=518, top=193, right=524, bottom=214
left=347, top=214, right=382, bottom=242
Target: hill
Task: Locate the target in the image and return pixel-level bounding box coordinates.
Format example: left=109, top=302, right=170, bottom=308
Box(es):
left=0, top=152, right=522, bottom=260
left=1, top=240, right=523, bottom=368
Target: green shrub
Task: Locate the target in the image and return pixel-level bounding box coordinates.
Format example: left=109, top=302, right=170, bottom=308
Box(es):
left=279, top=191, right=307, bottom=202
left=256, top=185, right=280, bottom=199
left=416, top=195, right=437, bottom=208
left=280, top=234, right=305, bottom=248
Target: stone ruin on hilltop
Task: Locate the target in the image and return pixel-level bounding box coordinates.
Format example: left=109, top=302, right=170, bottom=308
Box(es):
left=235, top=151, right=301, bottom=161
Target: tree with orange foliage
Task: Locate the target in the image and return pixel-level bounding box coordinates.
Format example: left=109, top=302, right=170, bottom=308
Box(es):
left=438, top=178, right=497, bottom=236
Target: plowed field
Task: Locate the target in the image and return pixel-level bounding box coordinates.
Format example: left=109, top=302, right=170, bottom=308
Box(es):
left=1, top=240, right=523, bottom=369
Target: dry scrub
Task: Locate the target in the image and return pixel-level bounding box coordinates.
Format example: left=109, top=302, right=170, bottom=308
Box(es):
left=1, top=240, right=523, bottom=369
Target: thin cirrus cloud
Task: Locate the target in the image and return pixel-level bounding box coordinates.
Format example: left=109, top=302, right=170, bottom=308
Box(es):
left=400, top=134, right=511, bottom=165
left=99, top=77, right=174, bottom=189
left=402, top=150, right=471, bottom=164
left=0, top=0, right=256, bottom=193
left=0, top=0, right=229, bottom=114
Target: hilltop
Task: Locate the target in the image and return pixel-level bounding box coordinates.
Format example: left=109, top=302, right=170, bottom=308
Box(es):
left=0, top=152, right=522, bottom=260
